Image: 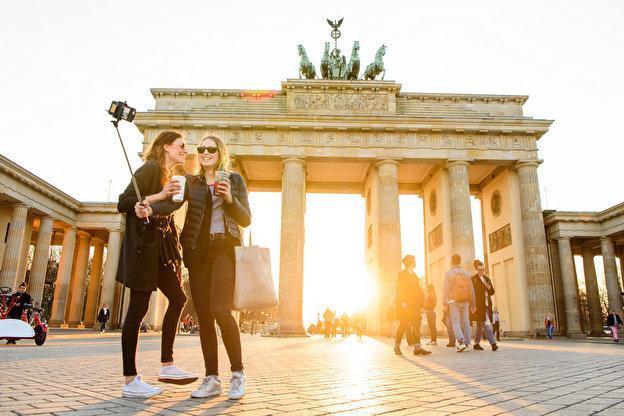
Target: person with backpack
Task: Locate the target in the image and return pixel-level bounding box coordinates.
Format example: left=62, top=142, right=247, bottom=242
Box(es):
left=470, top=260, right=498, bottom=351
left=442, top=254, right=476, bottom=352
left=393, top=255, right=431, bottom=356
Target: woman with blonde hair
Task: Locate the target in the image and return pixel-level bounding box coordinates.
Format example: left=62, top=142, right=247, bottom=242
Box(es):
left=117, top=130, right=197, bottom=398
left=137, top=134, right=251, bottom=400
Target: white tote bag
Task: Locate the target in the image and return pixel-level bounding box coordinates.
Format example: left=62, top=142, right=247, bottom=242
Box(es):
left=233, top=245, right=278, bottom=311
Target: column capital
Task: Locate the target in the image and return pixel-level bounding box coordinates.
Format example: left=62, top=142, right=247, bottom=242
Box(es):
left=281, top=157, right=306, bottom=167
left=374, top=159, right=400, bottom=168
left=514, top=159, right=543, bottom=170
left=106, top=227, right=123, bottom=233
left=444, top=159, right=472, bottom=169
left=13, top=202, right=30, bottom=210
left=600, top=236, right=613, bottom=243
left=557, top=236, right=571, bottom=242
left=76, top=230, right=91, bottom=240
left=64, top=225, right=78, bottom=232
left=92, top=238, right=105, bottom=246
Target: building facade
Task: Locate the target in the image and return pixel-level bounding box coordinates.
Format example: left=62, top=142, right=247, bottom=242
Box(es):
left=2, top=79, right=623, bottom=337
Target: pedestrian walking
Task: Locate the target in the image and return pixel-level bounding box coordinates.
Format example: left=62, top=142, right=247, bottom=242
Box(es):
left=146, top=134, right=251, bottom=400
left=470, top=260, right=498, bottom=351
left=394, top=255, right=431, bottom=356
left=442, top=308, right=456, bottom=347
left=606, top=310, right=622, bottom=343
left=492, top=307, right=500, bottom=341
left=117, top=131, right=196, bottom=398
left=323, top=307, right=334, bottom=338
left=544, top=313, right=555, bottom=342
left=425, top=284, right=437, bottom=346
left=97, top=304, right=111, bottom=333
left=332, top=316, right=339, bottom=338
left=340, top=312, right=350, bottom=338
left=443, top=254, right=476, bottom=353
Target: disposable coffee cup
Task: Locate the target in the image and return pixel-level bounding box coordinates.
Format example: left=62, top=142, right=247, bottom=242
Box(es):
left=171, top=175, right=186, bottom=202
left=214, top=171, right=230, bottom=197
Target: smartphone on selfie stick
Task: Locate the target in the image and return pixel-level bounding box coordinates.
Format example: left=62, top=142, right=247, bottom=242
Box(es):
left=107, top=100, right=149, bottom=225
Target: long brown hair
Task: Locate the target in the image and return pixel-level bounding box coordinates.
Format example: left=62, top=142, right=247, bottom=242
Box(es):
left=197, top=135, right=230, bottom=176
left=143, top=130, right=182, bottom=184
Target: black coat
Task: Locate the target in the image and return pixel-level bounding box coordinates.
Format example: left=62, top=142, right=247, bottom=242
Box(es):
left=116, top=161, right=178, bottom=292
left=607, top=313, right=622, bottom=326
left=97, top=307, right=110, bottom=323
left=8, top=292, right=32, bottom=319
left=151, top=172, right=251, bottom=269
left=470, top=274, right=495, bottom=322
left=395, top=269, right=425, bottom=321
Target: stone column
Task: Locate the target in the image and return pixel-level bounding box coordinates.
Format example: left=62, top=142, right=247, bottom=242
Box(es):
left=49, top=226, right=77, bottom=325
left=557, top=237, right=583, bottom=336
left=0, top=203, right=29, bottom=288
left=548, top=239, right=567, bottom=334
left=445, top=160, right=474, bottom=268
left=476, top=193, right=489, bottom=271
left=601, top=237, right=623, bottom=314
left=374, top=159, right=402, bottom=334
left=16, top=216, right=34, bottom=283
left=99, top=229, right=123, bottom=325
left=66, top=231, right=91, bottom=326
left=83, top=239, right=104, bottom=327
left=581, top=245, right=603, bottom=336
left=28, top=216, right=55, bottom=304
left=516, top=161, right=555, bottom=330
left=278, top=158, right=306, bottom=336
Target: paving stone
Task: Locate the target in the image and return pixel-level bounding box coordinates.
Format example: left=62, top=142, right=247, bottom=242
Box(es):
left=1, top=335, right=624, bottom=415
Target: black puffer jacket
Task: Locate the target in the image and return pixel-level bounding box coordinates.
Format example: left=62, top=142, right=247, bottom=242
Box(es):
left=151, top=172, right=251, bottom=266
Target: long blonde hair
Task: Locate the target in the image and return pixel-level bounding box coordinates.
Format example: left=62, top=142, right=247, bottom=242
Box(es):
left=197, top=135, right=230, bottom=176
left=143, top=130, right=182, bottom=185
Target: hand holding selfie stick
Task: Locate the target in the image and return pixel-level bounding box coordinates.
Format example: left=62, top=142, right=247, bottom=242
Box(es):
left=107, top=101, right=149, bottom=225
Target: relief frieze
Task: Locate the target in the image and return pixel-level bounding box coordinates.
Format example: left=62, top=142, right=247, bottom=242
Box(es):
left=489, top=223, right=512, bottom=253
left=428, top=223, right=443, bottom=251
left=292, top=92, right=389, bottom=111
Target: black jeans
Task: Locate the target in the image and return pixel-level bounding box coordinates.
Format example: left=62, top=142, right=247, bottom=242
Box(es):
left=100, top=322, right=106, bottom=332
left=121, top=262, right=186, bottom=376
left=395, top=314, right=422, bottom=347
left=189, top=239, right=243, bottom=376
left=426, top=310, right=437, bottom=342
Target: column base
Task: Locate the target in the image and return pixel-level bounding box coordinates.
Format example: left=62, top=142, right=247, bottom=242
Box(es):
left=588, top=330, right=606, bottom=337
left=566, top=332, right=588, bottom=339
left=48, top=320, right=68, bottom=328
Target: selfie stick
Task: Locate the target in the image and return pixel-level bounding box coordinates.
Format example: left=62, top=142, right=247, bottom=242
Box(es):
left=111, top=119, right=149, bottom=224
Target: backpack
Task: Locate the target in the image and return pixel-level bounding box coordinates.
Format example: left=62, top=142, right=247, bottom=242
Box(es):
left=451, top=272, right=471, bottom=302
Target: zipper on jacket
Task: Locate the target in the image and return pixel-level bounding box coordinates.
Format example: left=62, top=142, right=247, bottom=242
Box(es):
left=192, top=176, right=207, bottom=250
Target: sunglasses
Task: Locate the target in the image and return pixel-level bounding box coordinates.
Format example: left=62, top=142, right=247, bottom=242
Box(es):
left=197, top=146, right=218, bottom=154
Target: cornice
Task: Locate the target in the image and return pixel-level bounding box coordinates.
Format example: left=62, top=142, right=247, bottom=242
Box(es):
left=133, top=112, right=552, bottom=137
left=0, top=154, right=121, bottom=216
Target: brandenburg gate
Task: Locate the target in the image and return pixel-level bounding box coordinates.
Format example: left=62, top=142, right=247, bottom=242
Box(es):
left=134, top=78, right=554, bottom=337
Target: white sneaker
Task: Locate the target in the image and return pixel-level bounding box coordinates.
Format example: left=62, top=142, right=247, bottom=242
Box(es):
left=228, top=371, right=246, bottom=400
left=122, top=376, right=163, bottom=398
left=426, top=341, right=437, bottom=346
left=158, top=365, right=198, bottom=385
left=457, top=343, right=468, bottom=353
left=191, top=375, right=222, bottom=398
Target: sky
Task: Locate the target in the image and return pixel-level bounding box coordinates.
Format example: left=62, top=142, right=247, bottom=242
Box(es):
left=1, top=1, right=623, bottom=322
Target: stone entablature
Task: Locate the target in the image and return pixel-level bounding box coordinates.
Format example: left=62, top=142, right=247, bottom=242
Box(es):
left=0, top=154, right=123, bottom=229
left=544, top=203, right=624, bottom=239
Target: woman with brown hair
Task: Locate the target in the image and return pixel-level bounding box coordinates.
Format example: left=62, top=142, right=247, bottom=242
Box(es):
left=117, top=130, right=197, bottom=398
left=138, top=134, right=251, bottom=400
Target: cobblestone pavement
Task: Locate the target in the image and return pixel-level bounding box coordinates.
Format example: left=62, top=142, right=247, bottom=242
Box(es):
left=1, top=333, right=624, bottom=416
